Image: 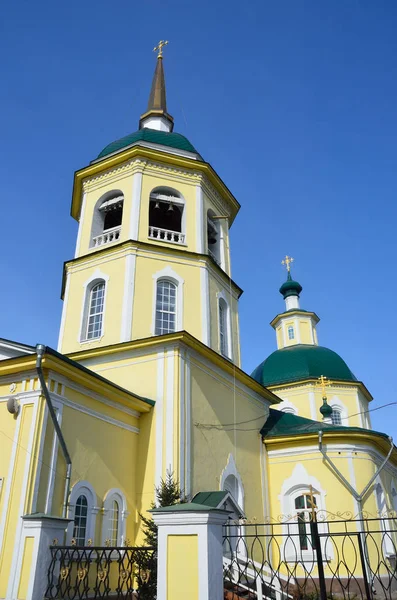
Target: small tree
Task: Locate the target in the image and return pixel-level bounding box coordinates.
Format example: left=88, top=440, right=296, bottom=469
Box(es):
left=137, top=472, right=186, bottom=599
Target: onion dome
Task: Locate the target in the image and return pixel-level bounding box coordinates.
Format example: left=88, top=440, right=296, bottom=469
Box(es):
left=279, top=272, right=303, bottom=300
left=319, top=398, right=333, bottom=418
left=251, top=344, right=357, bottom=387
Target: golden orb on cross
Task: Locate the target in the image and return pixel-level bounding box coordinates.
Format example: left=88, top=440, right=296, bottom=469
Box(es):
left=153, top=40, right=168, bottom=58
left=281, top=255, right=294, bottom=272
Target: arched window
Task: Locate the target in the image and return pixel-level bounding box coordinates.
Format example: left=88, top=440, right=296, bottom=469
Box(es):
left=288, top=326, right=295, bottom=340
left=294, top=493, right=317, bottom=551
left=91, top=190, right=124, bottom=248
left=281, top=407, right=297, bottom=415
left=102, top=489, right=127, bottom=546
left=207, top=210, right=221, bottom=265
left=155, top=280, right=177, bottom=335
left=148, top=187, right=185, bottom=244
left=86, top=282, right=105, bottom=340
left=218, top=296, right=231, bottom=359
left=73, top=495, right=88, bottom=546
left=331, top=407, right=342, bottom=426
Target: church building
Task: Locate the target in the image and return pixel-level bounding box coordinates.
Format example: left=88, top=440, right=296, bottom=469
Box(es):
left=0, top=43, right=396, bottom=599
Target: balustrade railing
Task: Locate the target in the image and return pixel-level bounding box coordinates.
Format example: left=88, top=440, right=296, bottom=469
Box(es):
left=92, top=226, right=121, bottom=248
left=148, top=226, right=185, bottom=244
left=45, top=544, right=156, bottom=600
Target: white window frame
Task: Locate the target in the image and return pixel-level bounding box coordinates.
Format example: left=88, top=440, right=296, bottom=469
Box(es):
left=331, top=407, right=343, bottom=426
left=287, top=325, right=295, bottom=340
left=79, top=270, right=109, bottom=343
left=220, top=453, right=244, bottom=511
left=101, top=488, right=128, bottom=546
left=217, top=291, right=233, bottom=360
left=151, top=267, right=184, bottom=335
left=278, top=399, right=298, bottom=415
left=329, top=396, right=348, bottom=426
left=149, top=187, right=186, bottom=241
left=67, top=481, right=99, bottom=545
left=376, top=482, right=395, bottom=556
left=90, top=190, right=124, bottom=247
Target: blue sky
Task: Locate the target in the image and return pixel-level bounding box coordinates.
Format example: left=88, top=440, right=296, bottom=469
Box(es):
left=1, top=1, right=397, bottom=437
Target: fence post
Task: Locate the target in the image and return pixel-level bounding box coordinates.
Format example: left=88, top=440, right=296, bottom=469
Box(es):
left=152, top=503, right=229, bottom=600
left=310, top=518, right=327, bottom=600
left=7, top=513, right=70, bottom=600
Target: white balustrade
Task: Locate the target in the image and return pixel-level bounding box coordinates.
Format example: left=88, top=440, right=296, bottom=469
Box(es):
left=92, top=226, right=121, bottom=248
left=148, top=226, right=185, bottom=245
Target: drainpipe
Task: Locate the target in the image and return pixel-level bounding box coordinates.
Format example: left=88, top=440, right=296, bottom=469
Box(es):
left=36, top=344, right=72, bottom=519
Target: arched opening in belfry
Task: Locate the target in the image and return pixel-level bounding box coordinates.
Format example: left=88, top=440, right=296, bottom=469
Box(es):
left=148, top=187, right=185, bottom=244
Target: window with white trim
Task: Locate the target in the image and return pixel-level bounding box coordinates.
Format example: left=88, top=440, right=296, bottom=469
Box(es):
left=102, top=489, right=127, bottom=546
left=219, top=299, right=228, bottom=357
left=331, top=407, right=342, bottom=426
left=294, top=493, right=317, bottom=551
left=155, top=280, right=177, bottom=335
left=91, top=190, right=124, bottom=248
left=86, top=282, right=105, bottom=340
left=148, top=187, right=185, bottom=244
left=73, top=495, right=88, bottom=546
left=288, top=326, right=295, bottom=340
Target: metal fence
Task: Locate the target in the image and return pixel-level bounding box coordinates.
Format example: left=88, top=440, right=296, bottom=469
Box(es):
left=45, top=544, right=156, bottom=600
left=223, top=513, right=397, bottom=599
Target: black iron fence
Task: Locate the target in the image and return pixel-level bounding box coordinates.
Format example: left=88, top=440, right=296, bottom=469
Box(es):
left=223, top=513, right=397, bottom=599
left=45, top=544, right=156, bottom=600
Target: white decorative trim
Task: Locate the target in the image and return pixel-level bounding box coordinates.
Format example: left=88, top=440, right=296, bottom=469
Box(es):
left=120, top=253, right=136, bottom=342
left=200, top=267, right=210, bottom=346
left=179, top=350, right=186, bottom=494
left=278, top=399, right=298, bottom=415
left=74, top=192, right=87, bottom=257
left=195, top=185, right=204, bottom=253
left=220, top=454, right=244, bottom=511
left=329, top=395, right=349, bottom=426
left=151, top=266, right=184, bottom=335
left=155, top=352, right=165, bottom=488
left=50, top=392, right=140, bottom=434
left=67, top=481, right=98, bottom=543
left=31, top=403, right=49, bottom=512
left=217, top=291, right=233, bottom=360
left=79, top=269, right=110, bottom=343
left=129, top=171, right=143, bottom=240
left=165, top=349, right=175, bottom=472
left=57, top=272, right=71, bottom=351
left=308, top=390, right=317, bottom=420
left=45, top=402, right=63, bottom=514
left=185, top=356, right=192, bottom=498
left=101, top=488, right=128, bottom=545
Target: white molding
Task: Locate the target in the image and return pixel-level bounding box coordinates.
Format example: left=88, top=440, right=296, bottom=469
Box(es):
left=200, top=267, right=210, bottom=346
left=220, top=454, right=245, bottom=511
left=179, top=350, right=185, bottom=494
left=165, top=349, right=175, bottom=473
left=45, top=402, right=63, bottom=514
left=329, top=395, right=349, bottom=426
left=79, top=269, right=110, bottom=343
left=277, top=399, right=298, bottom=415
left=101, top=488, right=127, bottom=545
left=129, top=171, right=143, bottom=240
left=308, top=390, right=317, bottom=420
left=6, top=397, right=40, bottom=600
left=155, top=352, right=165, bottom=487
left=151, top=266, right=184, bottom=335
left=120, top=253, right=136, bottom=342
left=57, top=272, right=70, bottom=351
left=47, top=370, right=140, bottom=419
left=195, top=185, right=204, bottom=253
left=50, top=392, right=140, bottom=434
left=217, top=291, right=233, bottom=360
left=67, top=481, right=98, bottom=544
left=185, top=355, right=192, bottom=498
left=74, top=192, right=87, bottom=257
left=31, top=403, right=49, bottom=512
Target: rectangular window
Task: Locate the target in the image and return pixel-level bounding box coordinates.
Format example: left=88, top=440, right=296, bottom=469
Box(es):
left=219, top=302, right=227, bottom=356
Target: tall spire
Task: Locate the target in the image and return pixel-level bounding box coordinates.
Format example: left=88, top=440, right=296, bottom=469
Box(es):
left=139, top=41, right=174, bottom=133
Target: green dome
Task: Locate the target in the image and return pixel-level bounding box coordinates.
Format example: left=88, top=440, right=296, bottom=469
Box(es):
left=251, top=344, right=357, bottom=387
left=97, top=129, right=197, bottom=159
left=279, top=275, right=303, bottom=299
left=320, top=400, right=333, bottom=417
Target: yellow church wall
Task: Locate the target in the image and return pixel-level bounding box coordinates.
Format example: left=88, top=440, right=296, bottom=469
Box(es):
left=34, top=406, right=57, bottom=514
left=0, top=404, right=34, bottom=598
left=16, top=536, right=34, bottom=600
left=276, top=327, right=282, bottom=349
left=208, top=275, right=240, bottom=366
left=299, top=320, right=312, bottom=344
left=284, top=321, right=295, bottom=347
left=190, top=359, right=269, bottom=521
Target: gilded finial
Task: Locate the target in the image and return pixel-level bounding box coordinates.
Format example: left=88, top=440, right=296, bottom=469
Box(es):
left=153, top=40, right=168, bottom=58
left=281, top=255, right=294, bottom=273
left=316, top=375, right=332, bottom=400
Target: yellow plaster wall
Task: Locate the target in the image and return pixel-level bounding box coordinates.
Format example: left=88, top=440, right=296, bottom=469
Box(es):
left=0, top=404, right=34, bottom=597
left=208, top=275, right=240, bottom=367
left=276, top=327, right=282, bottom=349
left=299, top=320, right=312, bottom=344
left=190, top=360, right=268, bottom=520
left=284, top=321, right=295, bottom=347
left=167, top=535, right=198, bottom=600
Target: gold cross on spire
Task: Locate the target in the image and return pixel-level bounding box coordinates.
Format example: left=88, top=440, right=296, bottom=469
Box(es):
left=316, top=375, right=333, bottom=399
left=153, top=40, right=168, bottom=58
left=281, top=255, right=294, bottom=273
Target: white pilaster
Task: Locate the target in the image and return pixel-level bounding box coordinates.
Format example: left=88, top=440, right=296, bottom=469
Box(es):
left=155, top=352, right=165, bottom=487
left=165, top=349, right=175, bottom=473
left=74, top=192, right=87, bottom=257
left=309, top=389, right=317, bottom=420
left=120, top=253, right=136, bottom=342
left=57, top=273, right=70, bottom=351
left=200, top=267, right=210, bottom=346
left=285, top=295, right=300, bottom=310
left=195, top=185, right=204, bottom=253
left=129, top=170, right=143, bottom=240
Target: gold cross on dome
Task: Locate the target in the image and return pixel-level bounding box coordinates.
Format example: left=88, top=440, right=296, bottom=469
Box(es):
left=316, top=375, right=332, bottom=399
left=281, top=255, right=294, bottom=272
left=153, top=40, right=168, bottom=58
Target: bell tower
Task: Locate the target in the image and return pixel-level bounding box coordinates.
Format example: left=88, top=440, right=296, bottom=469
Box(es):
left=58, top=44, right=242, bottom=366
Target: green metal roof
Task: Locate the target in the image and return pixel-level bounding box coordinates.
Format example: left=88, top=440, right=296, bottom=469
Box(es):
left=260, top=408, right=389, bottom=440
left=251, top=344, right=357, bottom=387
left=191, top=491, right=229, bottom=508
left=97, top=129, right=197, bottom=159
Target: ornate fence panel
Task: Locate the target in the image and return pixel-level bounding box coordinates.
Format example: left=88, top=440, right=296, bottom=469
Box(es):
left=45, top=544, right=156, bottom=600
left=223, top=514, right=397, bottom=599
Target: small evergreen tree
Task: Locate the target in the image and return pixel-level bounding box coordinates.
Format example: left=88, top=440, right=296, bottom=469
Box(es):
left=137, top=471, right=186, bottom=599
